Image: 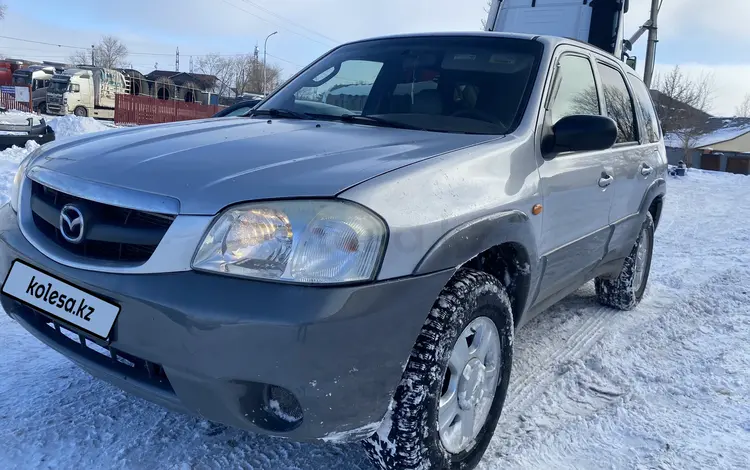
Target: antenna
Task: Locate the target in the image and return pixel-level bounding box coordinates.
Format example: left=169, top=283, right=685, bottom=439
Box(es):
left=175, top=47, right=180, bottom=72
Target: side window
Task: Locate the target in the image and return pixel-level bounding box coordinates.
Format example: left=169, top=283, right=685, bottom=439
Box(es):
left=549, top=54, right=600, bottom=124
left=596, top=63, right=638, bottom=143
left=629, top=76, right=661, bottom=143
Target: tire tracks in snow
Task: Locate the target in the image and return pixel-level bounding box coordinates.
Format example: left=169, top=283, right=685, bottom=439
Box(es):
left=490, top=266, right=750, bottom=470
left=487, top=265, right=744, bottom=460
left=501, top=302, right=618, bottom=422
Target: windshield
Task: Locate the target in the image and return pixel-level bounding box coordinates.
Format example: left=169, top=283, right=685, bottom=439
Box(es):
left=49, top=80, right=70, bottom=93
left=12, top=75, right=30, bottom=87
left=258, top=36, right=543, bottom=134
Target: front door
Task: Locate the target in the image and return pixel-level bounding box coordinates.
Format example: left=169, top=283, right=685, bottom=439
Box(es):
left=535, top=51, right=615, bottom=302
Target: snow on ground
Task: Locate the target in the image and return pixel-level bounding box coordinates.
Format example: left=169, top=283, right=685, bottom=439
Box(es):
left=47, top=114, right=116, bottom=139
left=0, top=121, right=749, bottom=469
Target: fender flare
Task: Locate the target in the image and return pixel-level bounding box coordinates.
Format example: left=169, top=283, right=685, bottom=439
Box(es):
left=639, top=178, right=666, bottom=227
left=414, top=210, right=539, bottom=276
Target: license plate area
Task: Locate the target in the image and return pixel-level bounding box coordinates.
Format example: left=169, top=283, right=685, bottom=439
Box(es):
left=2, top=260, right=120, bottom=340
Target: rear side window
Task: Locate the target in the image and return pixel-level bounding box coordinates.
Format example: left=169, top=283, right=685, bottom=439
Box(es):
left=596, top=63, right=638, bottom=143
left=628, top=76, right=661, bottom=143
left=549, top=54, right=600, bottom=124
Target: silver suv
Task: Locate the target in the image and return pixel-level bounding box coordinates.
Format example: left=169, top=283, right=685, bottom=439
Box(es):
left=0, top=32, right=666, bottom=470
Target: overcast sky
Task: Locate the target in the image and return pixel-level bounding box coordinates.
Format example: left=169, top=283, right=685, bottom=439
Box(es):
left=1, top=0, right=748, bottom=115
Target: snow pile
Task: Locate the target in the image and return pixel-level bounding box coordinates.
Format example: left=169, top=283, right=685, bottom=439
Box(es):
left=0, top=114, right=116, bottom=207
left=48, top=115, right=115, bottom=139
left=0, top=139, right=40, bottom=164
left=0, top=140, right=40, bottom=207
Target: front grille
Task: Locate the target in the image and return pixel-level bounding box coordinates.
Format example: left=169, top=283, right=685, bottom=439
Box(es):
left=29, top=181, right=176, bottom=264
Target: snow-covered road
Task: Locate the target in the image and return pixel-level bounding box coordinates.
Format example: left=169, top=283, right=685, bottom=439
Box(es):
left=0, top=119, right=748, bottom=469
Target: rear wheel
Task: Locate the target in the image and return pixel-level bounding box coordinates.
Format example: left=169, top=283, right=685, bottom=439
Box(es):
left=596, top=213, right=654, bottom=310
left=363, top=269, right=514, bottom=470
left=74, top=106, right=88, bottom=117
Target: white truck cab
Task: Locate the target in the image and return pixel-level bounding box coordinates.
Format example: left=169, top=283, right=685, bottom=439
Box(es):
left=46, top=67, right=127, bottom=119
left=486, top=0, right=629, bottom=59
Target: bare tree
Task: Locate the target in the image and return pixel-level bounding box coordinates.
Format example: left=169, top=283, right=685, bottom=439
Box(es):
left=96, top=36, right=129, bottom=69
left=0, top=3, right=7, bottom=20
left=736, top=94, right=750, bottom=118
left=195, top=53, right=235, bottom=98
left=69, top=50, right=92, bottom=67
left=228, top=54, right=283, bottom=97
left=653, top=66, right=714, bottom=165
left=69, top=36, right=128, bottom=69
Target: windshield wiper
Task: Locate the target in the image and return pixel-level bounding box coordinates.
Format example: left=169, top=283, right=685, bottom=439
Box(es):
left=250, top=108, right=312, bottom=120
left=337, top=114, right=424, bottom=130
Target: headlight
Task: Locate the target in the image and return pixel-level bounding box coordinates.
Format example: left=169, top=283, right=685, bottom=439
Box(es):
left=10, top=147, right=43, bottom=212
left=192, top=200, right=387, bottom=284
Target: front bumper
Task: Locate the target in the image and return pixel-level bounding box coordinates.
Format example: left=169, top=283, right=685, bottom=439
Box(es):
left=0, top=204, right=452, bottom=442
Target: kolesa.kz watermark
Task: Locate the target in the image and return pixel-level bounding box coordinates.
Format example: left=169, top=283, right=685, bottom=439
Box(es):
left=25, top=275, right=94, bottom=321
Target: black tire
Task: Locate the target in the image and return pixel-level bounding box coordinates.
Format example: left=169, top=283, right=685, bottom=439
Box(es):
left=38, top=102, right=47, bottom=115
left=595, top=213, right=654, bottom=310
left=74, top=106, right=88, bottom=117
left=363, top=269, right=514, bottom=470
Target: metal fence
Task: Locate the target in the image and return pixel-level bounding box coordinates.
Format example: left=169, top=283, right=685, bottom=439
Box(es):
left=0, top=86, right=33, bottom=113
left=115, top=94, right=222, bottom=126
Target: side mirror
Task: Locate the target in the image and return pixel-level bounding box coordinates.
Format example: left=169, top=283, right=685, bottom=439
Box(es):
left=547, top=115, right=618, bottom=156
left=626, top=56, right=637, bottom=70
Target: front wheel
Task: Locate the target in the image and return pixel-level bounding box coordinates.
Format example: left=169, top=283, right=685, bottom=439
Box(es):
left=74, top=106, right=88, bottom=117
left=596, top=213, right=654, bottom=310
left=38, top=102, right=47, bottom=114
left=363, top=269, right=514, bottom=470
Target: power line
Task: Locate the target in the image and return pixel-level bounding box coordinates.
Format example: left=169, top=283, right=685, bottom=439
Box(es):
left=219, top=0, right=335, bottom=48
left=237, top=0, right=340, bottom=44
left=0, top=35, right=84, bottom=49
left=265, top=52, right=304, bottom=68
left=0, top=35, right=307, bottom=65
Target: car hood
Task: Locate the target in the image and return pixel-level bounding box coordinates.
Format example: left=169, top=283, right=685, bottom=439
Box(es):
left=33, top=118, right=498, bottom=214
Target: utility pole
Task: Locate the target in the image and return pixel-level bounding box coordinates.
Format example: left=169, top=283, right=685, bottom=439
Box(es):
left=643, top=0, right=660, bottom=88
left=263, top=31, right=278, bottom=95
left=175, top=47, right=180, bottom=72
left=91, top=45, right=95, bottom=66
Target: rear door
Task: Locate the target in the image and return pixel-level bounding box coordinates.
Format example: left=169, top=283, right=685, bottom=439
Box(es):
left=593, top=59, right=657, bottom=260
left=535, top=49, right=616, bottom=302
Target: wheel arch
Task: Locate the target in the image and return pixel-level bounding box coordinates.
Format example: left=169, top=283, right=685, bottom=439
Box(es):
left=414, top=210, right=539, bottom=325
left=640, top=178, right=666, bottom=230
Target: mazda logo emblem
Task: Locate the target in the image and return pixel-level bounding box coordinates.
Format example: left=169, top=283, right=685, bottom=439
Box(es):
left=59, top=204, right=85, bottom=244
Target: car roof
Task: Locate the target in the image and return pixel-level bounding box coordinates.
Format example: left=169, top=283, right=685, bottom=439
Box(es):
left=343, top=30, right=541, bottom=46
left=339, top=31, right=627, bottom=68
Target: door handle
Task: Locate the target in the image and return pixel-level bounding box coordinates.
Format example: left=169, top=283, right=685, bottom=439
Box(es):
left=640, top=164, right=654, bottom=176
left=598, top=173, right=614, bottom=188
